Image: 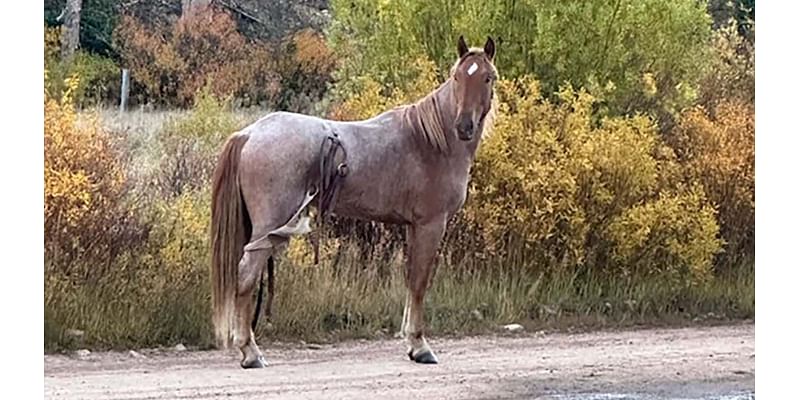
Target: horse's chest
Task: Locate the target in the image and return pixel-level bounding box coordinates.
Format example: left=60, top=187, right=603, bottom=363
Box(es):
left=415, top=173, right=469, bottom=217
left=443, top=179, right=469, bottom=212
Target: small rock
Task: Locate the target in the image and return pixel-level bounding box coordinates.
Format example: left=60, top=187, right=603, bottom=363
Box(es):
left=503, top=323, right=524, bottom=332
left=174, top=343, right=187, bottom=352
left=471, top=309, right=484, bottom=321
left=65, top=329, right=84, bottom=338
left=393, top=331, right=404, bottom=339
left=74, top=349, right=91, bottom=358
left=129, top=350, right=145, bottom=359
left=306, top=344, right=323, bottom=350
left=534, top=330, right=546, bottom=338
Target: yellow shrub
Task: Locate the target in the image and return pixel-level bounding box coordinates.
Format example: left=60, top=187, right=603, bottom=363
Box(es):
left=464, top=77, right=722, bottom=279
left=44, top=75, right=127, bottom=257
left=605, top=186, right=722, bottom=284
left=144, top=189, right=211, bottom=281
left=465, top=79, right=587, bottom=264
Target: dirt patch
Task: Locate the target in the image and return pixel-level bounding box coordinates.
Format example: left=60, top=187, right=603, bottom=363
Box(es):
left=44, top=324, right=754, bottom=399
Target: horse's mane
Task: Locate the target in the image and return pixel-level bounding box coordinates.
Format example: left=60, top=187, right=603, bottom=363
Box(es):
left=403, top=88, right=451, bottom=153
left=403, top=48, right=498, bottom=154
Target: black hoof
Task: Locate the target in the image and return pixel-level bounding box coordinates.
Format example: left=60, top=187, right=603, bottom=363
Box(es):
left=241, top=355, right=267, bottom=369
left=411, top=350, right=439, bottom=364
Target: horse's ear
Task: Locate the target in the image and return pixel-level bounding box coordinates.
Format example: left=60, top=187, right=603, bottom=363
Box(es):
left=484, top=36, right=496, bottom=61
left=457, top=35, right=469, bottom=58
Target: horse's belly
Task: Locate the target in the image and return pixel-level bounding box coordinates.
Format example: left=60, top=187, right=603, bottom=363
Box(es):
left=332, top=198, right=410, bottom=225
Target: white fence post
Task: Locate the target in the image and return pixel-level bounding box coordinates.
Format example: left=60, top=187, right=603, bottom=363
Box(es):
left=119, top=68, right=130, bottom=113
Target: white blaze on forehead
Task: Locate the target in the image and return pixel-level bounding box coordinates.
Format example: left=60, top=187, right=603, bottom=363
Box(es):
left=467, top=62, right=478, bottom=76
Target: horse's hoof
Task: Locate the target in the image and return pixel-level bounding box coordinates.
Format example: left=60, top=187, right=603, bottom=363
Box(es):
left=412, top=350, right=439, bottom=364
left=241, top=355, right=267, bottom=369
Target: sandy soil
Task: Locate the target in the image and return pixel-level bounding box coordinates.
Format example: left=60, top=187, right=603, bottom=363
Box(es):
left=44, top=323, right=754, bottom=400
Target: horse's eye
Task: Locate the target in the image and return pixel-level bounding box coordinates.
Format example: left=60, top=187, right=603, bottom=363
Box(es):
left=485, top=77, right=492, bottom=83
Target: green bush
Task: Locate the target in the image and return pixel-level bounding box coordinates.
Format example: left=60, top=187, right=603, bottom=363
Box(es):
left=45, top=27, right=120, bottom=107
left=328, top=0, right=712, bottom=122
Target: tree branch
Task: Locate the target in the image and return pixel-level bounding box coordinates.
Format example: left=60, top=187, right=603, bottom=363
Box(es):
left=217, top=0, right=263, bottom=25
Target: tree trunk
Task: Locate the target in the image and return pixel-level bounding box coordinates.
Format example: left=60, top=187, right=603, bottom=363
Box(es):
left=61, top=0, right=82, bottom=62
left=181, top=0, right=213, bottom=19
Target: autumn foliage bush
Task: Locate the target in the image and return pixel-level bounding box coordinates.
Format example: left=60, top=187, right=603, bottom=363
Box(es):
left=44, top=78, right=230, bottom=350
left=113, top=8, right=338, bottom=111
left=670, top=100, right=755, bottom=267
left=44, top=75, right=144, bottom=274
left=274, top=28, right=338, bottom=112
left=114, top=8, right=280, bottom=107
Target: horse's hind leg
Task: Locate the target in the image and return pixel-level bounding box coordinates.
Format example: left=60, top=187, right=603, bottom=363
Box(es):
left=234, top=246, right=273, bottom=369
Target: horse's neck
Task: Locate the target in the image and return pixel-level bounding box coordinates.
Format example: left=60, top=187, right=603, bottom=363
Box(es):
left=402, top=80, right=473, bottom=158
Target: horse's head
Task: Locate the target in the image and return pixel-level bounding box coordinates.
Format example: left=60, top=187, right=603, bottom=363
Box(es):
left=451, top=35, right=497, bottom=142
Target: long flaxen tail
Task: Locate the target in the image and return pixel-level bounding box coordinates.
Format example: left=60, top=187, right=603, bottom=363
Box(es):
left=211, top=132, right=251, bottom=349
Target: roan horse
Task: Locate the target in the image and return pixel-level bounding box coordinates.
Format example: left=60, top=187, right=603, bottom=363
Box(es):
left=211, top=36, right=498, bottom=368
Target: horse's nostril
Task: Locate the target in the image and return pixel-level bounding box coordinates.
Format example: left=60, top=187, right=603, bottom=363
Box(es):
left=457, top=119, right=474, bottom=137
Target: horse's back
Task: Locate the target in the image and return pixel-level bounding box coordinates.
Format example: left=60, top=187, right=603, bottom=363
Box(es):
left=244, top=111, right=333, bottom=141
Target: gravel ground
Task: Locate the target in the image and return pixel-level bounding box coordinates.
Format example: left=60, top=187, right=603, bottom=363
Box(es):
left=44, top=323, right=755, bottom=400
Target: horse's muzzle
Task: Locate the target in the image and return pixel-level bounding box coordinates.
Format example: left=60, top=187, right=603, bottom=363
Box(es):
left=456, top=119, right=475, bottom=141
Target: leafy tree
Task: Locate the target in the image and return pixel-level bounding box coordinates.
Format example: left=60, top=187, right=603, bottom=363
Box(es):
left=329, top=0, right=713, bottom=124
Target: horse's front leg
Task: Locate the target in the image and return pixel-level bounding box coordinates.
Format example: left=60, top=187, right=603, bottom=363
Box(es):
left=402, top=217, right=447, bottom=364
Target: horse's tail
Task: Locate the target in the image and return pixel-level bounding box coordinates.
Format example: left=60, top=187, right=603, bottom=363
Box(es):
left=211, top=132, right=251, bottom=349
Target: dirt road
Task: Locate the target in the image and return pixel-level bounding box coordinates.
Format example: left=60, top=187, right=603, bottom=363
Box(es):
left=44, top=323, right=754, bottom=400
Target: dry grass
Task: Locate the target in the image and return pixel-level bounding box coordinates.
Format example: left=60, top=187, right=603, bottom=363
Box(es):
left=46, top=234, right=754, bottom=352
left=260, top=242, right=754, bottom=344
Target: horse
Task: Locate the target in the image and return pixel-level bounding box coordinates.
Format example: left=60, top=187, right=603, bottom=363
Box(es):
left=211, top=35, right=498, bottom=368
